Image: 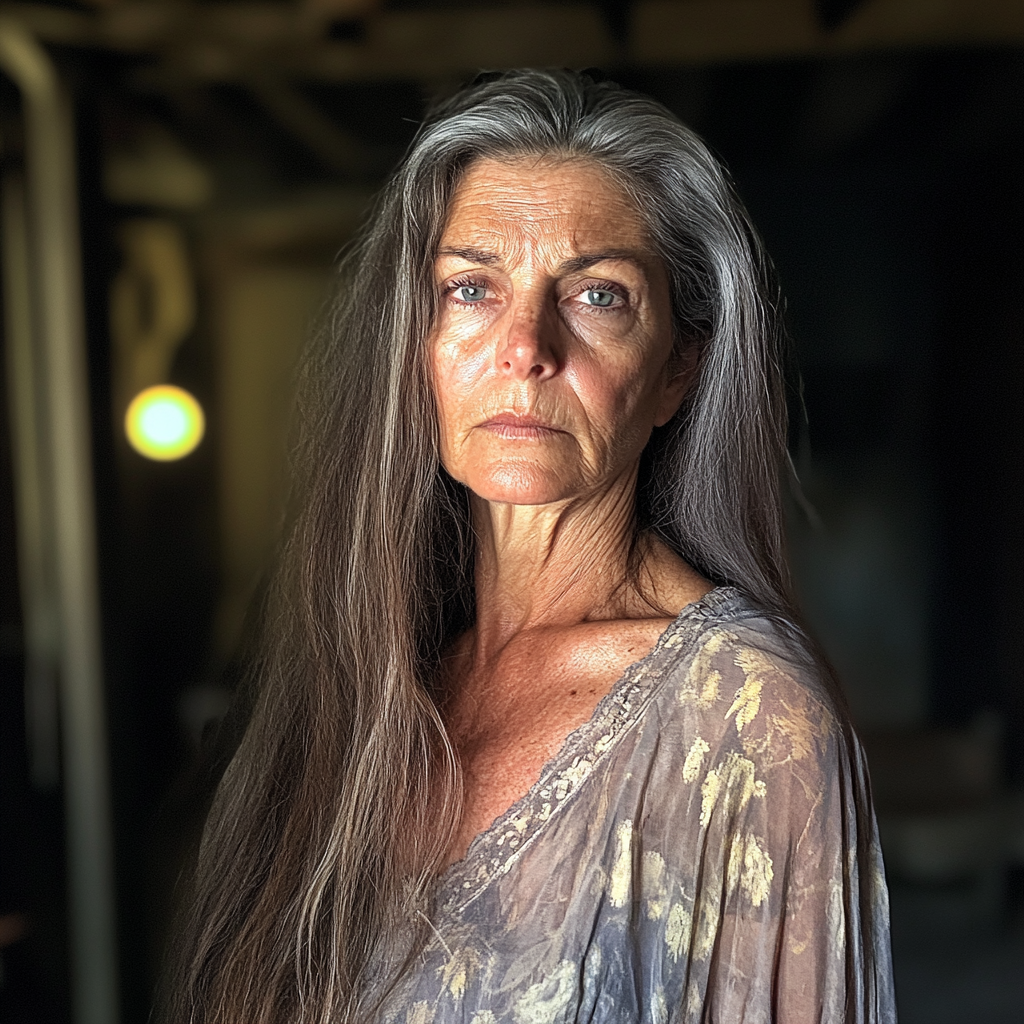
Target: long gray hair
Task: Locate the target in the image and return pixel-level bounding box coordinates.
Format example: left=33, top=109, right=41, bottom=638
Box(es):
left=168, top=68, right=801, bottom=1023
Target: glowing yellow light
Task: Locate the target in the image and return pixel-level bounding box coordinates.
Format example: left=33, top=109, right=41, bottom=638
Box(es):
left=125, top=385, right=204, bottom=461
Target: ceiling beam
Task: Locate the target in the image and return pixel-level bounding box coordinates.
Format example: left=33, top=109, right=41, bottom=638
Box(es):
left=1, top=0, right=1021, bottom=84
left=247, top=75, right=393, bottom=174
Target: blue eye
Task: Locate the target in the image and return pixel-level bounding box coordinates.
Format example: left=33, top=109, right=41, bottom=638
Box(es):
left=585, top=289, right=616, bottom=307
left=456, top=285, right=486, bottom=302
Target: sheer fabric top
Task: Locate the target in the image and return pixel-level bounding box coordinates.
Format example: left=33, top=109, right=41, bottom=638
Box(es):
left=374, top=587, right=896, bottom=1023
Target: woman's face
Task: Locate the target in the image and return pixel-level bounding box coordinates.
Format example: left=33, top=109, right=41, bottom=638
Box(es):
left=430, top=157, right=690, bottom=507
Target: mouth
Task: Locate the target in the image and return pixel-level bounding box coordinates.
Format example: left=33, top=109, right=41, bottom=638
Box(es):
left=479, top=413, right=565, bottom=439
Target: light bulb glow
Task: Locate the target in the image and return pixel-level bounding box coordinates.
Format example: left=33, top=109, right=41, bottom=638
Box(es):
left=125, top=385, right=204, bottom=460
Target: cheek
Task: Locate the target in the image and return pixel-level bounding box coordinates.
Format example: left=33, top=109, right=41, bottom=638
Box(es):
left=566, top=351, right=655, bottom=443
left=430, top=335, right=489, bottom=444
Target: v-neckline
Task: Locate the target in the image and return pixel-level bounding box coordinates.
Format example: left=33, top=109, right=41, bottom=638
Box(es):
left=435, top=585, right=736, bottom=916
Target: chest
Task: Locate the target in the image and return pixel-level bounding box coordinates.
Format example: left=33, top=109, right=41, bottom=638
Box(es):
left=444, top=672, right=606, bottom=865
left=450, top=690, right=602, bottom=861
left=442, top=619, right=671, bottom=863
left=384, top=705, right=708, bottom=1022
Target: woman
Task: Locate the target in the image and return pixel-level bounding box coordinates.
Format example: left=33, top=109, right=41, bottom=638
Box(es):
left=169, top=69, right=895, bottom=1023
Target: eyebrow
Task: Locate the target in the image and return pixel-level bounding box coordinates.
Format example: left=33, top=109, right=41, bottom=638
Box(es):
left=436, top=246, right=648, bottom=274
left=436, top=246, right=502, bottom=266
left=559, top=250, right=646, bottom=274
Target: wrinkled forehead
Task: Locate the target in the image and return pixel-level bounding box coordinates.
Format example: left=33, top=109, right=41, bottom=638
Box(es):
left=438, top=155, right=656, bottom=265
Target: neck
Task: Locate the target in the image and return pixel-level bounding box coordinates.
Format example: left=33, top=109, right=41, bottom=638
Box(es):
left=469, top=466, right=645, bottom=658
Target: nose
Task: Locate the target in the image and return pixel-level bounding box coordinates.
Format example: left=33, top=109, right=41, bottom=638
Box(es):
left=495, top=302, right=559, bottom=381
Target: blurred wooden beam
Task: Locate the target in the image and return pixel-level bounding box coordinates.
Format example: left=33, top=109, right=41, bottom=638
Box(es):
left=635, top=0, right=820, bottom=63
left=309, top=3, right=616, bottom=81
left=636, top=0, right=1024, bottom=63
left=248, top=76, right=393, bottom=174
left=0, top=0, right=1021, bottom=83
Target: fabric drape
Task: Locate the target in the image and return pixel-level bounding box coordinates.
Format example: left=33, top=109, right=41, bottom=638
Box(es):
left=374, top=587, right=896, bottom=1023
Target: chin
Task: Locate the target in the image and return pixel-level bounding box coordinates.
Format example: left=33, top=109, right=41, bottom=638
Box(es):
left=463, top=462, right=576, bottom=506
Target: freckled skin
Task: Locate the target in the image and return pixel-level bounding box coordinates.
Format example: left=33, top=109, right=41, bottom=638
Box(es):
left=432, top=159, right=682, bottom=506
left=432, top=158, right=711, bottom=864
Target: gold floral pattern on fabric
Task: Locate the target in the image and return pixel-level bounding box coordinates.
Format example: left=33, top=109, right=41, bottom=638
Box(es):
left=698, top=751, right=766, bottom=828
left=681, top=736, right=709, bottom=783
left=377, top=588, right=895, bottom=1023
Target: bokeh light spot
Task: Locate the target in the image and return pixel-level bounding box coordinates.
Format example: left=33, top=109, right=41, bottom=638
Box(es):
left=125, top=385, right=204, bottom=461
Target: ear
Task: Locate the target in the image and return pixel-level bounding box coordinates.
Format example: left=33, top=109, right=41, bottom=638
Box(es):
left=653, top=343, right=699, bottom=428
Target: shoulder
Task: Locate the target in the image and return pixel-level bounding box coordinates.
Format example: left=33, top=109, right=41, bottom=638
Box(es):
left=634, top=590, right=874, bottom=892
left=617, top=593, right=892, bottom=1019
left=650, top=588, right=851, bottom=785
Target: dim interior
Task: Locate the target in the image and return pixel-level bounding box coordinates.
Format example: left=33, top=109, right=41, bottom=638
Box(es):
left=0, top=3, right=1021, bottom=1021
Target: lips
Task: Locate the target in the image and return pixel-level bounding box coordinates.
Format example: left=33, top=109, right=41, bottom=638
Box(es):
left=479, top=413, right=565, bottom=438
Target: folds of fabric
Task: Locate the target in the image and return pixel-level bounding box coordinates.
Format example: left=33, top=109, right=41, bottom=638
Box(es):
left=373, top=588, right=895, bottom=1024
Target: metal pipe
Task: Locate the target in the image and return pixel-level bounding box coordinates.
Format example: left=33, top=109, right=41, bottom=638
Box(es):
left=0, top=18, right=119, bottom=1024
left=2, top=169, right=60, bottom=791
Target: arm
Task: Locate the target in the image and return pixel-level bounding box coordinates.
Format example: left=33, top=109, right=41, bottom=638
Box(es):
left=666, top=635, right=895, bottom=1023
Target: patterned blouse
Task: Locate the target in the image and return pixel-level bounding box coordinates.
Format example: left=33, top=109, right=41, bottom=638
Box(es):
left=374, top=587, right=896, bottom=1023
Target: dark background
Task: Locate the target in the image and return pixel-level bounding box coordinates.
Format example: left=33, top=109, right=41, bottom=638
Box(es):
left=0, top=2, right=1021, bottom=1020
